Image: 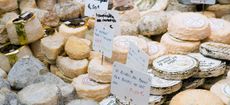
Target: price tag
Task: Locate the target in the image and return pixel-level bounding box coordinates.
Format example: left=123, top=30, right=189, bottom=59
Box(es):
left=93, top=10, right=120, bottom=58
left=84, top=0, right=109, bottom=17
left=126, top=42, right=149, bottom=72
left=111, top=62, right=151, bottom=105
left=191, top=0, right=216, bottom=4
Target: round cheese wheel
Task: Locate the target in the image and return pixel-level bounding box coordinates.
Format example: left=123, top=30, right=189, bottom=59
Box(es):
left=188, top=53, right=226, bottom=78
left=170, top=89, right=225, bottom=105
left=41, top=35, right=65, bottom=61
left=72, top=74, right=110, bottom=101
left=208, top=18, right=230, bottom=44
left=152, top=54, right=198, bottom=80
left=56, top=56, right=88, bottom=79
left=114, top=6, right=141, bottom=23
left=147, top=41, right=167, bottom=65
left=59, top=23, right=88, bottom=39
left=211, top=79, right=230, bottom=104
left=207, top=4, right=230, bottom=18
left=168, top=12, right=210, bottom=41
left=160, top=33, right=200, bottom=54
left=120, top=21, right=138, bottom=35
left=182, top=78, right=205, bottom=90
left=65, top=36, right=90, bottom=60
left=149, top=73, right=182, bottom=95
left=200, top=42, right=230, bottom=61
left=88, top=58, right=112, bottom=83
left=107, top=35, right=148, bottom=64
left=50, top=65, right=73, bottom=83
left=137, top=0, right=169, bottom=15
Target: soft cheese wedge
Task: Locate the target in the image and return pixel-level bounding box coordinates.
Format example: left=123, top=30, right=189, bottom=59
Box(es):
left=152, top=54, right=198, bottom=80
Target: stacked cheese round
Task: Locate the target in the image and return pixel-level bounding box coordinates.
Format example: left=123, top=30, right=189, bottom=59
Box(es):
left=208, top=18, right=230, bottom=44
left=107, top=36, right=148, bottom=64
left=168, top=12, right=210, bottom=41
left=161, top=33, right=200, bottom=54
left=72, top=74, right=110, bottom=101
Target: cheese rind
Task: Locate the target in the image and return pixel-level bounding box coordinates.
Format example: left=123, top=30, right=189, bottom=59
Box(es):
left=188, top=53, right=226, bottom=78
left=182, top=78, right=205, bottom=90
left=88, top=59, right=112, bottom=83
left=152, top=54, right=198, bottom=80
left=59, top=23, right=88, bottom=39
left=160, top=33, right=200, bottom=54
left=147, top=41, right=167, bottom=65
left=168, top=12, right=210, bottom=41
left=170, top=89, right=225, bottom=105
left=71, top=74, right=110, bottom=101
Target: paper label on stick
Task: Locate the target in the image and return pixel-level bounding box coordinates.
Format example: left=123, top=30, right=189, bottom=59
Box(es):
left=93, top=10, right=120, bottom=58
left=126, top=42, right=149, bottom=72
left=84, top=0, right=109, bottom=17
left=191, top=0, right=216, bottom=4
left=111, top=62, right=151, bottom=105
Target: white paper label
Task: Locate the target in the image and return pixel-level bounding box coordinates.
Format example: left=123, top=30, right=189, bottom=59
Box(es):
left=84, top=0, right=109, bottom=17
left=126, top=42, right=149, bottom=72
left=93, top=10, right=120, bottom=58
left=153, top=55, right=197, bottom=72
left=111, top=62, right=151, bottom=105
left=191, top=0, right=216, bottom=4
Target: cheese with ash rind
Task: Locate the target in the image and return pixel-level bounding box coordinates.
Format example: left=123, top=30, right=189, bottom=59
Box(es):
left=152, top=54, right=198, bottom=80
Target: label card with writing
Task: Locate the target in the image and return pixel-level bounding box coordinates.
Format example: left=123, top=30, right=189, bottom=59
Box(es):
left=126, top=42, right=149, bottom=72
left=191, top=0, right=216, bottom=4
left=93, top=10, right=120, bottom=58
left=111, top=62, right=151, bottom=105
left=84, top=0, right=109, bottom=17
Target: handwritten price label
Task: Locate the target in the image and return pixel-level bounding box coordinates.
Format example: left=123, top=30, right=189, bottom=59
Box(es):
left=84, top=0, right=109, bottom=17
left=111, top=62, right=151, bottom=105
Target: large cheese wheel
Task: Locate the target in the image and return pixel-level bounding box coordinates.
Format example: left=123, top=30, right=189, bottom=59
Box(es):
left=210, top=79, right=230, bottom=104
left=207, top=4, right=230, bottom=18
left=72, top=74, right=110, bottom=101
left=208, top=18, right=230, bottom=44
left=160, top=33, right=200, bottom=54
left=168, top=12, right=210, bottom=41
left=147, top=41, right=167, bottom=65
left=200, top=42, right=230, bottom=61
left=107, top=36, right=148, bottom=64
left=56, top=56, right=88, bottom=79
left=88, top=58, right=112, bottom=83
left=114, top=6, right=141, bottom=23
left=188, top=53, right=226, bottom=78
left=41, top=35, right=65, bottom=61
left=150, top=73, right=182, bottom=95
left=170, top=89, right=225, bottom=105
left=6, top=12, right=44, bottom=45
left=152, top=54, right=198, bottom=80
left=65, top=36, right=90, bottom=60
left=0, top=0, right=18, bottom=14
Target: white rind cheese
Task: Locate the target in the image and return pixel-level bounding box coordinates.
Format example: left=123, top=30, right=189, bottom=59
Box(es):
left=208, top=18, right=230, bottom=44
left=210, top=79, right=230, bottom=105
left=56, top=56, right=88, bottom=79
left=88, top=58, right=113, bottom=83
left=147, top=41, right=167, bottom=65
left=188, top=53, right=226, bottom=78
left=152, top=54, right=198, bottom=80
left=120, top=21, right=138, bottom=35
left=200, top=42, right=230, bottom=61
left=170, top=89, right=225, bottom=105
left=59, top=23, right=88, bottom=39
left=160, top=33, right=200, bottom=54
left=149, top=73, right=182, bottom=95
left=72, top=74, right=110, bottom=101
left=115, top=6, right=141, bottom=23
left=182, top=78, right=205, bottom=90
left=168, top=12, right=210, bottom=41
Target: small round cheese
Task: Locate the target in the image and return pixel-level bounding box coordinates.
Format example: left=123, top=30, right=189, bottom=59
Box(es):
left=188, top=53, right=226, bottom=78
left=168, top=12, right=210, bottom=41
left=160, top=33, right=200, bottom=54
left=59, top=23, right=88, bottom=39
left=88, top=58, right=113, bottom=83
left=115, top=6, right=141, bottom=23
left=170, top=89, right=225, bottom=105
left=152, top=54, right=198, bottom=80
left=107, top=36, right=148, bottom=64
left=65, top=36, right=90, bottom=60
left=147, top=41, right=167, bottom=65
left=208, top=18, right=230, bottom=44
left=207, top=4, right=230, bottom=18
left=211, top=79, right=230, bottom=105
left=56, top=56, right=88, bottom=79
left=72, top=74, right=110, bottom=101
left=149, top=73, right=182, bottom=95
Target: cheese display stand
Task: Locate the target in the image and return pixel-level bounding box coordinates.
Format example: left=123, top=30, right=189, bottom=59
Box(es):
left=0, top=0, right=230, bottom=105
